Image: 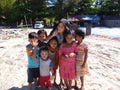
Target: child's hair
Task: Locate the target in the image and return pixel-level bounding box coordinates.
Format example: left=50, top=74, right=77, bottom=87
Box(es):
left=49, top=19, right=70, bottom=36
left=75, top=30, right=85, bottom=39
left=40, top=46, right=49, bottom=54
left=60, top=18, right=70, bottom=31
left=37, top=29, right=47, bottom=37
left=48, top=36, right=59, bottom=47
left=28, top=32, right=38, bottom=39
left=63, top=30, right=73, bottom=43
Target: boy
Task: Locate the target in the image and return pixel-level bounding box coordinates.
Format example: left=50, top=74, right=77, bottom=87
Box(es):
left=37, top=30, right=47, bottom=47
left=26, top=32, right=40, bottom=90
left=39, top=46, right=54, bottom=90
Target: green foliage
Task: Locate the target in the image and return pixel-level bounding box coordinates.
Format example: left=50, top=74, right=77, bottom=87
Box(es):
left=53, top=0, right=82, bottom=20
left=99, top=0, right=120, bottom=15
left=0, top=0, right=16, bottom=23
left=0, top=0, right=120, bottom=25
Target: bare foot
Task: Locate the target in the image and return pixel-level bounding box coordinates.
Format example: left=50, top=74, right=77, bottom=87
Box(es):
left=72, top=86, right=79, bottom=90
left=80, top=86, right=85, bottom=90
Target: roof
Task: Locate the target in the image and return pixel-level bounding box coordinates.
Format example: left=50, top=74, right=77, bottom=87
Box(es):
left=70, top=15, right=100, bottom=21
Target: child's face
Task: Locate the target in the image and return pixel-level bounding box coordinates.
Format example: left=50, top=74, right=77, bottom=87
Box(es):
left=66, top=34, right=73, bottom=44
left=40, top=51, right=49, bottom=60
left=38, top=32, right=46, bottom=42
left=49, top=40, right=58, bottom=49
left=75, top=35, right=82, bottom=42
left=29, top=38, right=38, bottom=45
left=57, top=23, right=65, bottom=34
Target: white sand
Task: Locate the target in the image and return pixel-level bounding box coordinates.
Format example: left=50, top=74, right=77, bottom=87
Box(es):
left=0, top=28, right=120, bottom=90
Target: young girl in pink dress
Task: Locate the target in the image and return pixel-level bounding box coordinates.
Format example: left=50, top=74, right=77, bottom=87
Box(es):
left=75, top=30, right=89, bottom=90
left=59, top=31, right=78, bottom=90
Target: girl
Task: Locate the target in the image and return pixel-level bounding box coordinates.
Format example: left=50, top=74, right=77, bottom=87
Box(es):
left=75, top=30, right=89, bottom=90
left=59, top=31, right=78, bottom=90
left=47, top=19, right=70, bottom=46
left=48, top=36, right=59, bottom=85
left=47, top=19, right=70, bottom=88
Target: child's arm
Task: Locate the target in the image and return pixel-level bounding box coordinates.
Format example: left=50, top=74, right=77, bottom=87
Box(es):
left=26, top=41, right=38, bottom=60
left=82, top=48, right=88, bottom=68
left=46, top=31, right=58, bottom=42
left=26, top=46, right=37, bottom=60
left=50, top=67, right=54, bottom=75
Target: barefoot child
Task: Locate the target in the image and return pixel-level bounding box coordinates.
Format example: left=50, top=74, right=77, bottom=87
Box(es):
left=26, top=32, right=40, bottom=90
left=39, top=47, right=54, bottom=90
left=48, top=36, right=59, bottom=85
left=59, top=31, right=78, bottom=90
left=47, top=20, right=70, bottom=88
left=75, top=30, right=89, bottom=90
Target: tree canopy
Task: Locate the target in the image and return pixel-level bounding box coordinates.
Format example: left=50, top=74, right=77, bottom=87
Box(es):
left=0, top=0, right=120, bottom=25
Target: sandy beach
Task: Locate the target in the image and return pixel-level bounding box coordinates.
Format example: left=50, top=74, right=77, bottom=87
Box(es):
left=0, top=28, right=120, bottom=90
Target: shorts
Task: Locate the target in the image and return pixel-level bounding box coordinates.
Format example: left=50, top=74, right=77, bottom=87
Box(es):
left=27, top=68, right=40, bottom=83
left=39, top=76, right=52, bottom=87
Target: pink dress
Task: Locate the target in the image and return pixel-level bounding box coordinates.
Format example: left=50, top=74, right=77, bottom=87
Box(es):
left=59, top=43, right=78, bottom=80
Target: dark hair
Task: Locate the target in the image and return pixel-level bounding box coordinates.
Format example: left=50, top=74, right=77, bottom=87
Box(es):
left=75, top=30, right=85, bottom=39
left=48, top=36, right=59, bottom=47
left=49, top=19, right=70, bottom=36
left=28, top=32, right=38, bottom=39
left=60, top=18, right=70, bottom=30
left=40, top=46, right=49, bottom=54
left=63, top=30, right=73, bottom=43
left=37, top=30, right=47, bottom=37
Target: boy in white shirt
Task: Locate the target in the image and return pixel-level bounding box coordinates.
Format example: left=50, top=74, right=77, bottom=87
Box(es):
left=39, top=46, right=54, bottom=90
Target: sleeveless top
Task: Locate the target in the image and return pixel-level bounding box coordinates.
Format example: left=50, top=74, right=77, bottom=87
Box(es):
left=27, top=44, right=40, bottom=68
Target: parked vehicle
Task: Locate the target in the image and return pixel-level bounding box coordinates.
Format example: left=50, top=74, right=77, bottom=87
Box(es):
left=34, top=21, right=44, bottom=29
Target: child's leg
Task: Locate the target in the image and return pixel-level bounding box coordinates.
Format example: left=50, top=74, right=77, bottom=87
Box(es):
left=59, top=78, right=64, bottom=86
left=68, top=80, right=72, bottom=90
left=40, top=76, right=46, bottom=87
left=64, top=80, right=69, bottom=89
left=80, top=76, right=85, bottom=90
left=27, top=68, right=34, bottom=90
left=75, top=80, right=77, bottom=87
left=53, top=70, right=57, bottom=84
left=74, top=80, right=79, bottom=90
left=28, top=83, right=32, bottom=90
left=46, top=76, right=52, bottom=89
left=34, top=78, right=38, bottom=86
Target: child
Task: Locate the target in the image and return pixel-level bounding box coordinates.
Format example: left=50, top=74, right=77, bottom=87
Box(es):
left=75, top=30, right=89, bottom=90
left=26, top=32, right=40, bottom=90
left=37, top=29, right=47, bottom=47
left=39, top=46, right=54, bottom=90
left=47, top=19, right=70, bottom=46
left=59, top=31, right=78, bottom=90
left=47, top=20, right=70, bottom=88
left=48, top=36, right=59, bottom=85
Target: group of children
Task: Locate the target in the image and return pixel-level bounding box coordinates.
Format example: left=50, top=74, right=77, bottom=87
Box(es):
left=26, top=20, right=89, bottom=90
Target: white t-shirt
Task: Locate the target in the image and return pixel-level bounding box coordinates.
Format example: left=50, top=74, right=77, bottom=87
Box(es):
left=39, top=58, right=53, bottom=76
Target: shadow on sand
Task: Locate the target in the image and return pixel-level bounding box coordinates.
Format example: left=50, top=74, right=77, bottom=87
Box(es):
left=8, top=85, right=60, bottom=90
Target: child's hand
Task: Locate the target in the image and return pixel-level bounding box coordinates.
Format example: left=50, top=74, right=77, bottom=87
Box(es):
left=32, top=40, right=38, bottom=47
left=50, top=75, right=55, bottom=80
left=81, top=63, right=85, bottom=68
left=69, top=53, right=76, bottom=57
left=52, top=31, right=58, bottom=37
left=65, top=55, right=69, bottom=58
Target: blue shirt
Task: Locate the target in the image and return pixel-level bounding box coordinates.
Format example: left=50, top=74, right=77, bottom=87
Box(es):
left=27, top=44, right=40, bottom=68
left=56, top=33, right=64, bottom=45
